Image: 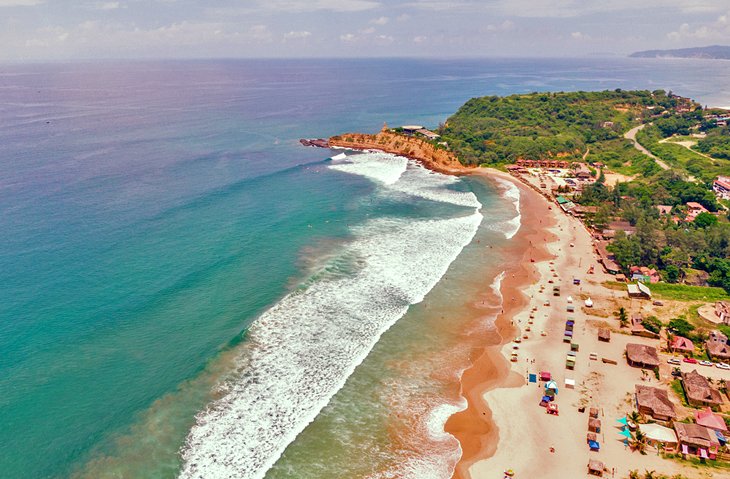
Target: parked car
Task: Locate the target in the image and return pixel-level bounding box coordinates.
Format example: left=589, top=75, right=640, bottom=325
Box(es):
left=671, top=369, right=682, bottom=378
left=716, top=362, right=730, bottom=370
left=699, top=360, right=714, bottom=367
left=667, top=358, right=681, bottom=365
left=683, top=357, right=698, bottom=364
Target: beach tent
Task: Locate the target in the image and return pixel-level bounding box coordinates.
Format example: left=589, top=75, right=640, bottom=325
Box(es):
left=567, top=296, right=573, bottom=303
left=529, top=373, right=537, bottom=383
left=545, top=380, right=559, bottom=392
left=540, top=371, right=551, bottom=381
left=585, top=297, right=593, bottom=307
left=587, top=459, right=604, bottom=476
left=588, top=440, right=600, bottom=451
left=565, top=378, right=575, bottom=389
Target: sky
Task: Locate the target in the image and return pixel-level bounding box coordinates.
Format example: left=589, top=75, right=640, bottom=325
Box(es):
left=3, top=0, right=730, bottom=61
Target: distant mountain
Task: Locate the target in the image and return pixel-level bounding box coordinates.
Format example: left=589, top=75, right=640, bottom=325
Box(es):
left=630, top=45, right=730, bottom=59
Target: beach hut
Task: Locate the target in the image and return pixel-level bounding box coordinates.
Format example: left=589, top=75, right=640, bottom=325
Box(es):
left=588, top=439, right=600, bottom=451
left=588, top=418, right=602, bottom=433
left=566, top=355, right=575, bottom=370
left=563, top=334, right=572, bottom=343
left=598, top=328, right=611, bottom=343
left=567, top=296, right=573, bottom=303
left=545, top=380, right=559, bottom=395
left=587, top=459, right=604, bottom=476
left=587, top=432, right=597, bottom=443
left=571, top=342, right=579, bottom=352
left=567, top=304, right=575, bottom=312
left=565, top=378, right=575, bottom=389
left=540, top=371, right=552, bottom=381
left=589, top=407, right=599, bottom=418
left=547, top=402, right=559, bottom=415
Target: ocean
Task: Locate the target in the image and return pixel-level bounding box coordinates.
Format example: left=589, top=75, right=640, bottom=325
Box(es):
left=2, top=57, right=730, bottom=479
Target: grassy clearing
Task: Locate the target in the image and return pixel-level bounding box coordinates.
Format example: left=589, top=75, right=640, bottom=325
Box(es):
left=604, top=281, right=730, bottom=302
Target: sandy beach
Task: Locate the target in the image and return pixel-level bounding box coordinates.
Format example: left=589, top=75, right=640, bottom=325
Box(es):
left=451, top=168, right=719, bottom=479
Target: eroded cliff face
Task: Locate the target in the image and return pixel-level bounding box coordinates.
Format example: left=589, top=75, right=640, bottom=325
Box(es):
left=329, top=129, right=470, bottom=174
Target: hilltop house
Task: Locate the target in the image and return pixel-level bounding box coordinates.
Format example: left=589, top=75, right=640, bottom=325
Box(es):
left=713, top=176, right=730, bottom=200
left=635, top=385, right=676, bottom=422
left=681, top=370, right=724, bottom=410
left=629, top=266, right=660, bottom=284
left=706, top=330, right=730, bottom=361
left=685, top=202, right=709, bottom=222
left=715, top=301, right=730, bottom=325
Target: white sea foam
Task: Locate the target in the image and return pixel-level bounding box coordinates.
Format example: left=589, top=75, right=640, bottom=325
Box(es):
left=179, top=162, right=483, bottom=478
left=330, top=152, right=482, bottom=209
left=328, top=151, right=408, bottom=185
left=493, top=178, right=521, bottom=239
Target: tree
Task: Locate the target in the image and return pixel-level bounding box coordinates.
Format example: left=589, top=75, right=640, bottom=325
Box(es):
left=632, top=429, right=648, bottom=454
left=618, top=307, right=629, bottom=328
left=694, top=212, right=719, bottom=229
left=642, top=316, right=663, bottom=334
left=667, top=318, right=695, bottom=338
left=664, top=265, right=681, bottom=283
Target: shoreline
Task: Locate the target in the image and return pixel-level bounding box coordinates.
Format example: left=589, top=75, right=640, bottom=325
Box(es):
left=445, top=168, right=558, bottom=479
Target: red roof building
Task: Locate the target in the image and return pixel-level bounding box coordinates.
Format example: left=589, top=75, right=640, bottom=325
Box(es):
left=669, top=336, right=695, bottom=354
left=696, top=407, right=728, bottom=433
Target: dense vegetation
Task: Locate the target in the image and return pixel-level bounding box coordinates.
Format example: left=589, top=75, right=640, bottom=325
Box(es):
left=696, top=128, right=730, bottom=160
left=440, top=90, right=677, bottom=166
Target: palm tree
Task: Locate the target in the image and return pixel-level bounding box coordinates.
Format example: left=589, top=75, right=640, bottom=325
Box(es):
left=642, top=470, right=656, bottom=479
left=618, top=306, right=628, bottom=328
left=632, top=429, right=648, bottom=454
left=629, top=410, right=642, bottom=425
left=628, top=469, right=640, bottom=479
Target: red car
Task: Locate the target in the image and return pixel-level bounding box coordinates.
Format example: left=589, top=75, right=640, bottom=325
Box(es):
left=683, top=357, right=698, bottom=364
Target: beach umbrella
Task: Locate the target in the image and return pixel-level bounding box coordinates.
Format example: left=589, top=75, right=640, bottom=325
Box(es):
left=619, top=429, right=632, bottom=438
left=616, top=417, right=628, bottom=425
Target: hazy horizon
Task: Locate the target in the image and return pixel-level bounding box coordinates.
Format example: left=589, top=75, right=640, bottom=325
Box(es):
left=3, top=1, right=730, bottom=61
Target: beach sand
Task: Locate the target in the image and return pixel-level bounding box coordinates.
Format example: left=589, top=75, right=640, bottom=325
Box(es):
left=452, top=168, right=716, bottom=479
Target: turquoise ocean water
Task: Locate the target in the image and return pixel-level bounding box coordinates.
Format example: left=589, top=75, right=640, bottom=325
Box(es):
left=2, top=58, right=730, bottom=478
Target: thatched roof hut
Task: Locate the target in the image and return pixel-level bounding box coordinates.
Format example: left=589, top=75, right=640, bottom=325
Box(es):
left=598, top=328, right=610, bottom=342
left=588, top=418, right=602, bottom=432
left=588, top=459, right=604, bottom=476
left=635, top=385, right=676, bottom=421
left=626, top=343, right=660, bottom=368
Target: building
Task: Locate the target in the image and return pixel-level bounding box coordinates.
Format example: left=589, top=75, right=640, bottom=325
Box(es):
left=685, top=202, right=709, bottom=222
left=706, top=330, right=730, bottom=361
left=635, top=385, right=676, bottom=421
left=713, top=176, right=730, bottom=200
left=627, top=282, right=651, bottom=299
left=574, top=163, right=592, bottom=179
left=657, top=205, right=673, bottom=216
left=626, top=343, right=660, bottom=369
left=598, top=328, right=611, bottom=342
left=715, top=301, right=730, bottom=325
left=629, top=266, right=660, bottom=284
left=682, top=370, right=724, bottom=410
left=669, top=336, right=695, bottom=355
left=674, top=422, right=720, bottom=459
left=401, top=125, right=424, bottom=135
left=595, top=241, right=621, bottom=275
left=695, top=407, right=728, bottom=433
left=630, top=314, right=660, bottom=339
left=415, top=128, right=440, bottom=141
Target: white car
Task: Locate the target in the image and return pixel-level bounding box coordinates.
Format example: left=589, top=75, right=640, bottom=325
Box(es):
left=667, top=358, right=681, bottom=365
left=699, top=360, right=714, bottom=367
left=715, top=362, right=730, bottom=370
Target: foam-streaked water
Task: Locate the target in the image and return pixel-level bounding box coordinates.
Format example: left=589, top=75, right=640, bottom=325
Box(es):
left=4, top=58, right=730, bottom=479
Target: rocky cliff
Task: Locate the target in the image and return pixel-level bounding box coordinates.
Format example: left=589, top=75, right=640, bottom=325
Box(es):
left=329, top=128, right=470, bottom=175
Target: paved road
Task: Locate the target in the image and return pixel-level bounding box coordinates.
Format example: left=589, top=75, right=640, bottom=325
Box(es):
left=624, top=124, right=671, bottom=171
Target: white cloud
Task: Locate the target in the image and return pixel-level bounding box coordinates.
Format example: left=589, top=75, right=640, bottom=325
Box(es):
left=483, top=20, right=514, bottom=32
left=340, top=33, right=357, bottom=42
left=571, top=31, right=589, bottom=40
left=668, top=11, right=730, bottom=41
left=258, top=0, right=380, bottom=13
left=94, top=1, right=120, bottom=10
left=0, top=0, right=43, bottom=5
left=283, top=30, right=311, bottom=42
left=413, top=35, right=427, bottom=43
left=371, top=16, right=389, bottom=25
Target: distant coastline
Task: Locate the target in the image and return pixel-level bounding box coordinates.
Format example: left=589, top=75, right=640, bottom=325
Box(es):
left=630, top=45, right=730, bottom=60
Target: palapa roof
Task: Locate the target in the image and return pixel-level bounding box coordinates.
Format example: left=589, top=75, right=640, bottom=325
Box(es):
left=635, top=385, right=677, bottom=419
left=626, top=343, right=660, bottom=367
left=588, top=459, right=604, bottom=472
left=696, top=407, right=729, bottom=432
left=588, top=418, right=602, bottom=428
left=598, top=328, right=610, bottom=340
left=674, top=422, right=720, bottom=448
left=683, top=370, right=724, bottom=407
